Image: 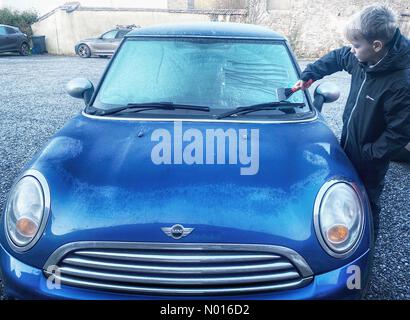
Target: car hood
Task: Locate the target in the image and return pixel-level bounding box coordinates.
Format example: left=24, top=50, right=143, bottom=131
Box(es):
left=12, top=113, right=371, bottom=272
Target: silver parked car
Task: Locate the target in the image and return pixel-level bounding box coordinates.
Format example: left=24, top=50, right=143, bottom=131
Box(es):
left=74, top=25, right=138, bottom=58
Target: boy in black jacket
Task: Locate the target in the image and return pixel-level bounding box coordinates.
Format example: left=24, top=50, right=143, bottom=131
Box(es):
left=295, top=5, right=410, bottom=239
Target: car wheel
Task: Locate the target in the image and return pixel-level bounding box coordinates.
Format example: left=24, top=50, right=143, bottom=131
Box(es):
left=19, top=43, right=30, bottom=56
left=77, top=44, right=91, bottom=58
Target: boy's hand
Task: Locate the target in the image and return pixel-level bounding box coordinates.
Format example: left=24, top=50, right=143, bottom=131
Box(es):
left=293, top=79, right=314, bottom=91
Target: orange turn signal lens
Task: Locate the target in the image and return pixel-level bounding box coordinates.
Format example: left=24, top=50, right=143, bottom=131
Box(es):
left=16, top=217, right=38, bottom=237
left=326, top=224, right=349, bottom=244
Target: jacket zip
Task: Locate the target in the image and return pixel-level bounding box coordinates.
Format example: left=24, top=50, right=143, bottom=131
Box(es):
left=343, top=72, right=367, bottom=150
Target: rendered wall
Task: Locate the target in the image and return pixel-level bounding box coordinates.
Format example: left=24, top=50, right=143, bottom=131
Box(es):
left=31, top=0, right=410, bottom=58
left=32, top=7, right=246, bottom=55
left=0, top=0, right=168, bottom=14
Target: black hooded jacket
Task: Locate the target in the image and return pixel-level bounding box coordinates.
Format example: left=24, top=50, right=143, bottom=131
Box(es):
left=300, top=29, right=410, bottom=202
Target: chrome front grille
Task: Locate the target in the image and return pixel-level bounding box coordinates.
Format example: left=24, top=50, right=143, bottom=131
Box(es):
left=44, top=242, right=313, bottom=296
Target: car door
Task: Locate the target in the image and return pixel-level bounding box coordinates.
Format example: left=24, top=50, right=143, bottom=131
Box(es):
left=5, top=26, right=20, bottom=51
left=0, top=26, right=13, bottom=52
left=95, top=30, right=118, bottom=54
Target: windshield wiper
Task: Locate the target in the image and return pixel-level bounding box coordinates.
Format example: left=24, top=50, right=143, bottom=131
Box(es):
left=95, top=102, right=210, bottom=116
left=216, top=102, right=306, bottom=119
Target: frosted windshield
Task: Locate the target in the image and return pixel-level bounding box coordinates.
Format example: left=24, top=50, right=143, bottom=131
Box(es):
left=94, top=38, right=307, bottom=111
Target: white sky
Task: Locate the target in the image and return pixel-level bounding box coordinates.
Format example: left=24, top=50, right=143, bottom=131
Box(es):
left=0, top=0, right=168, bottom=15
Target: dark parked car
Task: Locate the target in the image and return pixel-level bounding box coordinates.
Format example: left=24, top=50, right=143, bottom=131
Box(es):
left=0, top=24, right=30, bottom=55
left=75, top=26, right=138, bottom=58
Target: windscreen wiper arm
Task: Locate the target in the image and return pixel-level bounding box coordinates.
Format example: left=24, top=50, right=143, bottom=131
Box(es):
left=95, top=102, right=210, bottom=116
left=216, top=102, right=306, bottom=119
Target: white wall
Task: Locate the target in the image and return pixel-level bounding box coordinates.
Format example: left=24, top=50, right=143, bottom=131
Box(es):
left=0, top=0, right=168, bottom=15
left=1, top=0, right=64, bottom=14
left=32, top=6, right=247, bottom=55
left=32, top=9, right=211, bottom=55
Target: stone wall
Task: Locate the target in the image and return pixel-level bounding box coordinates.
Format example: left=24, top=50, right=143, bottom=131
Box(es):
left=248, top=0, right=410, bottom=58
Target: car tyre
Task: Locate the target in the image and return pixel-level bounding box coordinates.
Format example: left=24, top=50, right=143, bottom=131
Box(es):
left=77, top=44, right=91, bottom=58
left=19, top=42, right=30, bottom=56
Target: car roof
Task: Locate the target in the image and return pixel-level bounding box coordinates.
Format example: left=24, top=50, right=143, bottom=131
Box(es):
left=0, top=24, right=18, bottom=30
left=126, top=22, right=286, bottom=40
left=104, top=28, right=131, bottom=32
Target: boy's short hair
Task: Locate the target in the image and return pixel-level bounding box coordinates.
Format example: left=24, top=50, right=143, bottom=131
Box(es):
left=344, top=4, right=398, bottom=45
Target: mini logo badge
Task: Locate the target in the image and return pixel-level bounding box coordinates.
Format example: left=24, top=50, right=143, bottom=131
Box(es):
left=161, top=224, right=194, bottom=240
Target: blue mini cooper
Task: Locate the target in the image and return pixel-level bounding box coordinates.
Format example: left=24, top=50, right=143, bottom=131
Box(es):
left=0, top=23, right=373, bottom=299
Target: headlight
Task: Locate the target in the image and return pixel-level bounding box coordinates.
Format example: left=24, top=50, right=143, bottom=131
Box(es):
left=314, top=180, right=364, bottom=258
left=4, top=170, right=50, bottom=252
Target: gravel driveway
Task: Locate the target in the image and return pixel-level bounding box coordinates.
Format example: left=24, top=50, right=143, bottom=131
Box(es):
left=0, top=55, right=408, bottom=299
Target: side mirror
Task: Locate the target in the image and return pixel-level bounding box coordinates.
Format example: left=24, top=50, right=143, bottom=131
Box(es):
left=66, top=78, right=94, bottom=106
left=313, top=82, right=340, bottom=112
